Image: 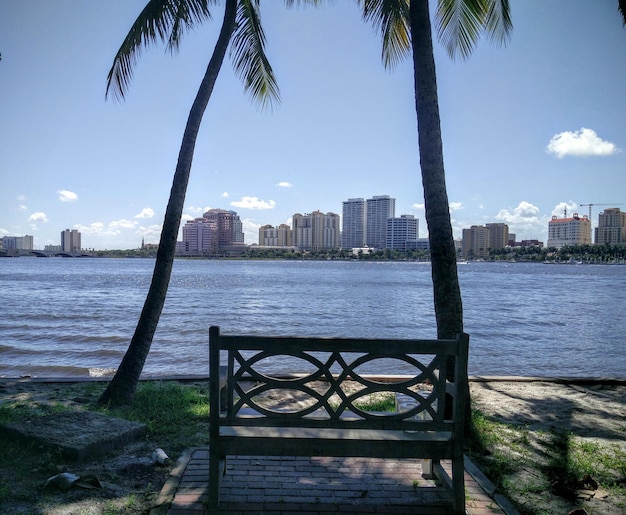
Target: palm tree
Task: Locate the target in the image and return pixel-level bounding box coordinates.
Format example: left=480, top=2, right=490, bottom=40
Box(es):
left=360, top=0, right=511, bottom=350
left=98, top=0, right=315, bottom=407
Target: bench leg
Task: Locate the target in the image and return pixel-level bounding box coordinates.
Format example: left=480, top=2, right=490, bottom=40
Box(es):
left=421, top=459, right=432, bottom=477
left=208, top=446, right=223, bottom=508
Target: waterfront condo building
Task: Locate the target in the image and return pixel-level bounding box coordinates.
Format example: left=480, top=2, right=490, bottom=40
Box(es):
left=259, top=224, right=293, bottom=246
left=547, top=213, right=591, bottom=248
left=461, top=223, right=510, bottom=258
left=341, top=198, right=366, bottom=249
left=180, top=216, right=218, bottom=255
left=177, top=209, right=244, bottom=255
left=386, top=215, right=418, bottom=251
left=2, top=235, right=34, bottom=250
left=292, top=211, right=340, bottom=251
left=366, top=195, right=396, bottom=249
left=462, top=225, right=490, bottom=259
left=61, top=229, right=81, bottom=253
left=485, top=223, right=509, bottom=250
left=595, top=208, right=626, bottom=245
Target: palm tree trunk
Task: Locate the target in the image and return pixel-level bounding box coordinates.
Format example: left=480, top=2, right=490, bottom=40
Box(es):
left=409, top=0, right=463, bottom=344
left=98, top=0, right=238, bottom=407
left=409, top=0, right=465, bottom=429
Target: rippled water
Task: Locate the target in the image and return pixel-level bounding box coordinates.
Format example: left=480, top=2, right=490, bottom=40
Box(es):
left=1, top=258, right=624, bottom=378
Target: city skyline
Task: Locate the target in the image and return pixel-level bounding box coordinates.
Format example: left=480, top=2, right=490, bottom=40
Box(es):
left=2, top=2, right=625, bottom=250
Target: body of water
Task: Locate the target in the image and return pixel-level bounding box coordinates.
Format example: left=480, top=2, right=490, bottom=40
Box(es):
left=1, top=258, right=624, bottom=378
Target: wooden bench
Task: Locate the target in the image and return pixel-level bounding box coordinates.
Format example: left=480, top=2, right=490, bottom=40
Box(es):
left=208, top=325, right=469, bottom=513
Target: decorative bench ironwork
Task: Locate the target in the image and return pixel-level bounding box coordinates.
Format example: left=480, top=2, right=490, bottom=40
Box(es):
left=208, top=325, right=469, bottom=513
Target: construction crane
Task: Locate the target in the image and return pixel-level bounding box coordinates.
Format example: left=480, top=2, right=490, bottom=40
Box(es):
left=579, top=203, right=623, bottom=221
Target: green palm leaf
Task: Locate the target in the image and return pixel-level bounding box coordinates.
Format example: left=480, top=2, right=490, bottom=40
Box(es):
left=106, top=0, right=214, bottom=101
left=230, top=0, right=279, bottom=109
left=360, top=0, right=411, bottom=69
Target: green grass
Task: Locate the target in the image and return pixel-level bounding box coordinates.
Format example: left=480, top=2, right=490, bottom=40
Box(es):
left=467, top=409, right=626, bottom=515
left=103, top=381, right=210, bottom=453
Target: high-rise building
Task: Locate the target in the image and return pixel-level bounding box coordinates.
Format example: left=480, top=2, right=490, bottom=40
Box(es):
left=387, top=215, right=418, bottom=251
left=177, top=208, right=244, bottom=255
left=2, top=235, right=34, bottom=250
left=61, top=229, right=81, bottom=253
left=292, top=211, right=340, bottom=251
left=341, top=198, right=366, bottom=249
left=462, top=225, right=490, bottom=258
left=485, top=223, right=509, bottom=250
left=595, top=208, right=626, bottom=245
left=180, top=217, right=218, bottom=254
left=547, top=213, right=591, bottom=248
left=202, top=209, right=245, bottom=247
left=366, top=195, right=395, bottom=249
left=259, top=224, right=293, bottom=246
left=461, top=223, right=510, bottom=258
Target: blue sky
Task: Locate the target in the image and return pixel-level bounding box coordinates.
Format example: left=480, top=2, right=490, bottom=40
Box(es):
left=1, top=1, right=625, bottom=250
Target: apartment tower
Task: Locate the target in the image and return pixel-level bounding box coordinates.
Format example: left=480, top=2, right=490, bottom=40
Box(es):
left=366, top=195, right=396, bottom=249
left=61, top=229, right=81, bottom=253
left=341, top=198, right=366, bottom=249
left=595, top=208, right=626, bottom=245
left=292, top=211, right=340, bottom=251
left=387, top=215, right=418, bottom=251
left=547, top=213, right=591, bottom=248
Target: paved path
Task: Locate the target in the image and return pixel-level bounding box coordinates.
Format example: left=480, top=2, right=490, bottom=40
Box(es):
left=152, top=449, right=518, bottom=515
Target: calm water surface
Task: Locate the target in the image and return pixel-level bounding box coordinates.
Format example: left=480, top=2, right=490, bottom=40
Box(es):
left=1, top=258, right=624, bottom=378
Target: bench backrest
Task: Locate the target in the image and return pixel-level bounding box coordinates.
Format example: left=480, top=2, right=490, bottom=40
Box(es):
left=209, top=326, right=469, bottom=434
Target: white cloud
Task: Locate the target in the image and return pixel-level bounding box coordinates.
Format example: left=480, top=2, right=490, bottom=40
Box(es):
left=58, top=190, right=78, bottom=202
left=546, top=128, right=619, bottom=158
left=449, top=202, right=463, bottom=212
left=0, top=228, right=9, bottom=236
left=230, top=196, right=276, bottom=210
left=19, top=204, right=27, bottom=211
left=411, top=203, right=425, bottom=210
left=242, top=219, right=262, bottom=245
left=186, top=206, right=210, bottom=215
left=277, top=181, right=292, bottom=188
left=135, top=207, right=155, bottom=219
left=495, top=201, right=549, bottom=242
left=17, top=195, right=26, bottom=201
left=109, top=219, right=138, bottom=232
left=138, top=224, right=162, bottom=243
left=28, top=212, right=48, bottom=223
left=551, top=201, right=577, bottom=218
left=221, top=192, right=229, bottom=198
left=74, top=222, right=106, bottom=235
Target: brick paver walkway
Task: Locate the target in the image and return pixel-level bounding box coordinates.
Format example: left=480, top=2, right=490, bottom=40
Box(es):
left=153, top=448, right=516, bottom=515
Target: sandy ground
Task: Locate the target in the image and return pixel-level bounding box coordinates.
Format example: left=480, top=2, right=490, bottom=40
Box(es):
left=469, top=378, right=626, bottom=447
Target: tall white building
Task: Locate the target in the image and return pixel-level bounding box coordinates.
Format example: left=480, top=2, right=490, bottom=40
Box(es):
left=61, top=229, right=81, bottom=253
left=595, top=208, right=626, bottom=245
left=366, top=195, right=395, bottom=249
left=2, top=235, right=34, bottom=250
left=387, top=215, right=418, bottom=251
left=341, top=198, right=366, bottom=249
left=292, top=211, right=340, bottom=251
left=547, top=213, right=591, bottom=248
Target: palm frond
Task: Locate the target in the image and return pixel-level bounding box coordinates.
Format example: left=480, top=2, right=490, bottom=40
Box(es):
left=435, top=0, right=486, bottom=61
left=360, top=0, right=411, bottom=70
left=620, top=0, right=626, bottom=27
left=106, top=0, right=214, bottom=101
left=230, top=0, right=280, bottom=109
left=484, top=0, right=512, bottom=47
